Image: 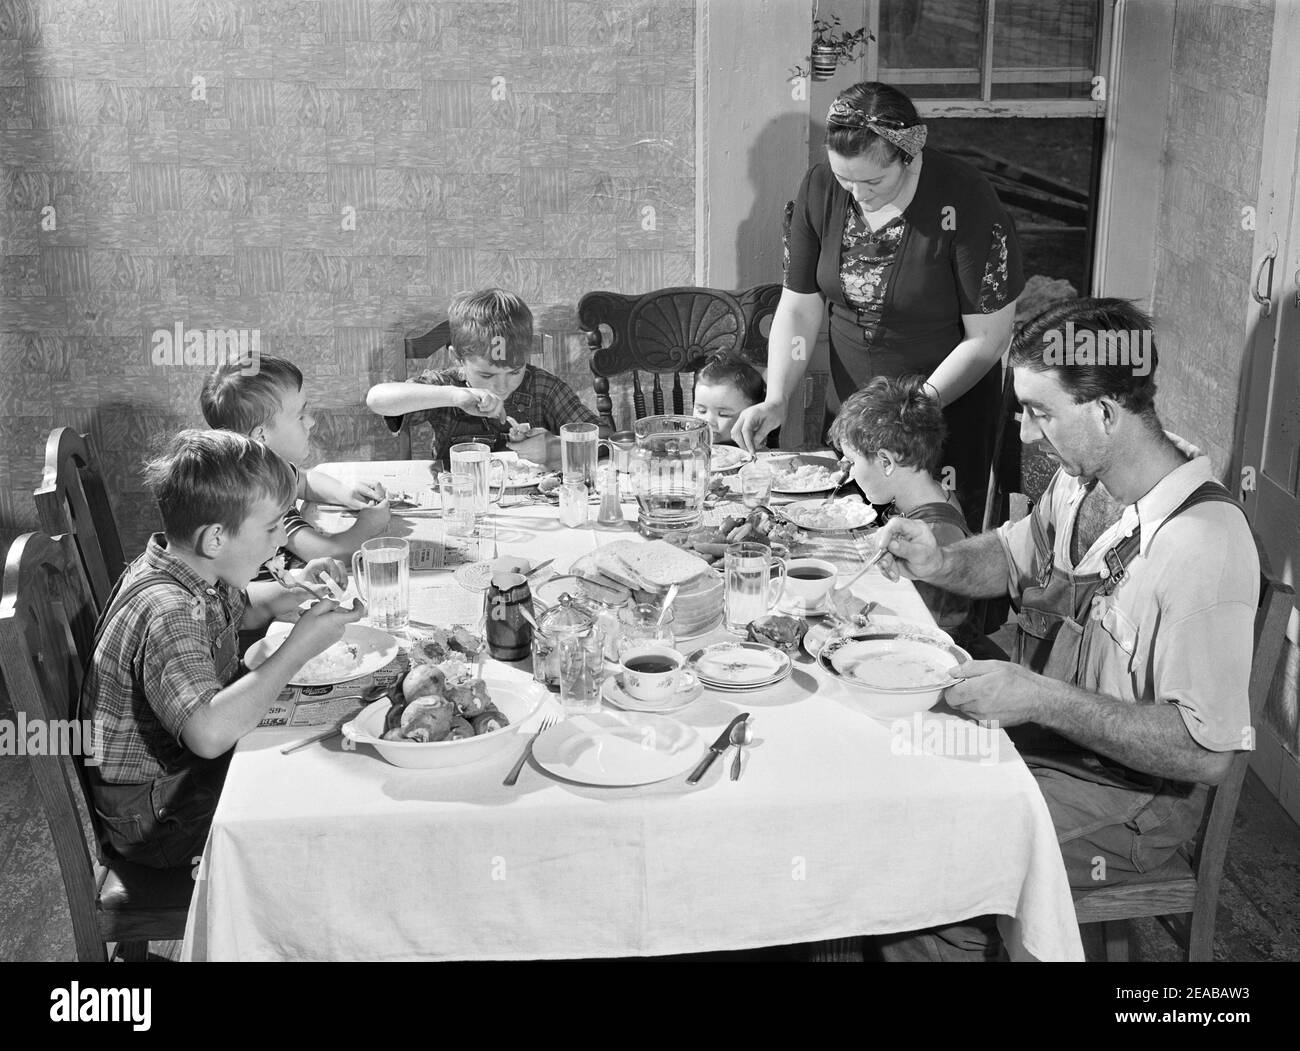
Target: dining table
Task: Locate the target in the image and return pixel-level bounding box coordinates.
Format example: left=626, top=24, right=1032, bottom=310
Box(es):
left=180, top=455, right=1085, bottom=962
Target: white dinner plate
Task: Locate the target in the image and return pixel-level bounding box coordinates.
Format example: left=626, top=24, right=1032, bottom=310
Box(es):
left=777, top=498, right=878, bottom=533
left=686, top=641, right=792, bottom=686
left=496, top=455, right=556, bottom=490
left=768, top=454, right=845, bottom=494
left=246, top=622, right=400, bottom=687
left=532, top=711, right=701, bottom=786
left=709, top=446, right=754, bottom=473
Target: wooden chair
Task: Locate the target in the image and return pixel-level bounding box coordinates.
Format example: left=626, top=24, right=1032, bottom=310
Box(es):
left=33, top=428, right=127, bottom=615
left=384, top=319, right=452, bottom=459
left=578, top=284, right=782, bottom=432
left=980, top=357, right=1025, bottom=535
left=0, top=532, right=193, bottom=962
left=1070, top=548, right=1294, bottom=961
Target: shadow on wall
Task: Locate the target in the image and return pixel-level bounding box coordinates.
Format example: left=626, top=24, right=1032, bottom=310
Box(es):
left=735, top=112, right=809, bottom=289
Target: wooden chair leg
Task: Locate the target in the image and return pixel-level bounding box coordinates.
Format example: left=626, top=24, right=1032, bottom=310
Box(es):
left=1101, top=920, right=1131, bottom=962
left=115, top=940, right=149, bottom=962
left=1186, top=909, right=1216, bottom=962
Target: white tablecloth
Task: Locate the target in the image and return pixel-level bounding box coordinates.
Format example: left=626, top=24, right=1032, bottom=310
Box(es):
left=182, top=461, right=1083, bottom=961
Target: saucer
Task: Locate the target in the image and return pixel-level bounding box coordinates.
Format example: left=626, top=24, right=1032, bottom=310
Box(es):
left=777, top=593, right=834, bottom=617
left=601, top=674, right=703, bottom=714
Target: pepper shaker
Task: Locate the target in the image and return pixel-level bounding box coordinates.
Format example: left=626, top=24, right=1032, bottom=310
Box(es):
left=596, top=465, right=624, bottom=525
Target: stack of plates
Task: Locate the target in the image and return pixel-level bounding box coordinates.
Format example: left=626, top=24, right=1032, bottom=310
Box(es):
left=686, top=641, right=792, bottom=692
left=662, top=568, right=724, bottom=639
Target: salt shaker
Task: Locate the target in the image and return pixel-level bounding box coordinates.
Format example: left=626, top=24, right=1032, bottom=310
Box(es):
left=484, top=571, right=534, bottom=661
left=559, top=480, right=589, bottom=527
left=596, top=465, right=624, bottom=525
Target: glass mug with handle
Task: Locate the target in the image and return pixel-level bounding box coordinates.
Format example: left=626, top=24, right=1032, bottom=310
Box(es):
left=351, top=537, right=410, bottom=633
left=448, top=442, right=506, bottom=516
left=724, top=541, right=787, bottom=635
left=560, top=422, right=600, bottom=489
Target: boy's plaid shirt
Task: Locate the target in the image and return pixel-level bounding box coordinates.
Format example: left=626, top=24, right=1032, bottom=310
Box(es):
left=410, top=363, right=600, bottom=462
left=80, top=535, right=247, bottom=784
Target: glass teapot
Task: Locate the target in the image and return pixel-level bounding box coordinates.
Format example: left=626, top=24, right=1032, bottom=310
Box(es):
left=628, top=415, right=711, bottom=538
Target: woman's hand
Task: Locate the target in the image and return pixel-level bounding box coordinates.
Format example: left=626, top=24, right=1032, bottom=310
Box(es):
left=734, top=399, right=788, bottom=453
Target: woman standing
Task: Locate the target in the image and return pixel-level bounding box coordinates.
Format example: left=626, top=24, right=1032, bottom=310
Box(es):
left=736, top=82, right=1024, bottom=530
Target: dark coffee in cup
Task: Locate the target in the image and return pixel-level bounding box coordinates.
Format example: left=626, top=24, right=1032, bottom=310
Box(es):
left=624, top=655, right=678, bottom=675
left=788, top=567, right=833, bottom=580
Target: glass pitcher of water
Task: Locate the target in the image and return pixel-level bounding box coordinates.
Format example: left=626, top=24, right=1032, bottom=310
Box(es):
left=628, top=415, right=711, bottom=538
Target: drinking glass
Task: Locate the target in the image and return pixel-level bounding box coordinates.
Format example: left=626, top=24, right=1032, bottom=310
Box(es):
left=438, top=471, right=477, bottom=537
left=724, top=541, right=787, bottom=634
left=558, top=481, right=590, bottom=527
left=558, top=629, right=606, bottom=715
left=560, top=423, right=600, bottom=489
left=738, top=461, right=775, bottom=508
left=351, top=537, right=410, bottom=633
left=448, top=442, right=505, bottom=516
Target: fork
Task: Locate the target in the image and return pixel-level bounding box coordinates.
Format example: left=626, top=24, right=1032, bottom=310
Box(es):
left=502, top=713, right=559, bottom=786
left=267, top=559, right=329, bottom=599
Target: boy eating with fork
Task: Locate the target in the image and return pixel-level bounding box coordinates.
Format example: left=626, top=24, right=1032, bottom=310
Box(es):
left=81, top=430, right=364, bottom=869
left=202, top=354, right=391, bottom=575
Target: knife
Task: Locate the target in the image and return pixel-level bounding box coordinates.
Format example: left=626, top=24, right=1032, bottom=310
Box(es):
left=686, top=713, right=750, bottom=784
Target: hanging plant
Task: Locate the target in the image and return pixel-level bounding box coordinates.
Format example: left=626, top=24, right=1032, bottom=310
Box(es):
left=790, top=16, right=873, bottom=82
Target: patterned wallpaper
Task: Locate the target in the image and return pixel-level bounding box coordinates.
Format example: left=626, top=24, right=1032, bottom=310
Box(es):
left=0, top=0, right=696, bottom=556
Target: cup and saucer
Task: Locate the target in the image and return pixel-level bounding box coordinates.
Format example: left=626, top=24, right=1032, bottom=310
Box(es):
left=601, top=643, right=703, bottom=713
left=777, top=557, right=839, bottom=619
left=602, top=674, right=703, bottom=713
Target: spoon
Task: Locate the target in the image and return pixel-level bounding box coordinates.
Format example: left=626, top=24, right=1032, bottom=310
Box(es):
left=729, top=719, right=752, bottom=781
left=656, top=582, right=680, bottom=628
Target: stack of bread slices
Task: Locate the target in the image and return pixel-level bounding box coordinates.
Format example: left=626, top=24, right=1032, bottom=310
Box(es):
left=574, top=540, right=724, bottom=639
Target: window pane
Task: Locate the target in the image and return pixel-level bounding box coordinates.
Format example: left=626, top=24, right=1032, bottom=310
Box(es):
left=877, top=0, right=985, bottom=101
left=992, top=0, right=1099, bottom=101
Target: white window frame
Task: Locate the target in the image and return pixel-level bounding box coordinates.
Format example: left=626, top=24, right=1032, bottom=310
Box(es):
left=860, top=0, right=1114, bottom=118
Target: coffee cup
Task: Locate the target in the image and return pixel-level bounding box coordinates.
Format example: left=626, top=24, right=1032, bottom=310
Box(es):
left=782, top=558, right=838, bottom=613
left=618, top=643, right=698, bottom=704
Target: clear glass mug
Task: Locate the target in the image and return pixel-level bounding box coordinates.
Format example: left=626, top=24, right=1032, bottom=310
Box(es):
left=724, top=541, right=787, bottom=634
left=448, top=442, right=506, bottom=516
left=560, top=423, right=600, bottom=489
left=351, top=537, right=410, bottom=633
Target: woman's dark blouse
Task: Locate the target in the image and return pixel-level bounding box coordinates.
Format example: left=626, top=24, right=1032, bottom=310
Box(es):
left=785, top=149, right=1025, bottom=401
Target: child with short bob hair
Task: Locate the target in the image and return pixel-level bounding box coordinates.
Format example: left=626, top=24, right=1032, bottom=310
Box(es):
left=81, top=430, right=362, bottom=869
left=828, top=375, right=978, bottom=644
left=201, top=354, right=390, bottom=567
left=692, top=351, right=768, bottom=445
left=366, top=288, right=603, bottom=468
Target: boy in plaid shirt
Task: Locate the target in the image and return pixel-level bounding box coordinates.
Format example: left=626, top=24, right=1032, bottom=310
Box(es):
left=81, top=430, right=363, bottom=869
left=366, top=288, right=603, bottom=468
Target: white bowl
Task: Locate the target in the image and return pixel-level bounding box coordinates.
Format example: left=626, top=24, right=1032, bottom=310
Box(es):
left=341, top=662, right=548, bottom=769
left=819, top=628, right=970, bottom=719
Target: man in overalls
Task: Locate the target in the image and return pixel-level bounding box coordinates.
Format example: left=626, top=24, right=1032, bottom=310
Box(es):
left=865, top=298, right=1260, bottom=960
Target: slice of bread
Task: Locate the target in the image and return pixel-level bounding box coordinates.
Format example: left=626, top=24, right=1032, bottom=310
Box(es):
left=619, top=540, right=710, bottom=590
